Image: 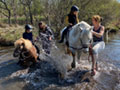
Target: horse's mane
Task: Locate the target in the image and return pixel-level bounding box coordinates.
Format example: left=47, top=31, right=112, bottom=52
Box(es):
left=14, top=38, right=33, bottom=50
left=72, top=21, right=91, bottom=31
left=72, top=21, right=92, bottom=37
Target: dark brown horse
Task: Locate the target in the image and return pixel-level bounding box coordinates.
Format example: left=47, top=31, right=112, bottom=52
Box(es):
left=13, top=38, right=38, bottom=67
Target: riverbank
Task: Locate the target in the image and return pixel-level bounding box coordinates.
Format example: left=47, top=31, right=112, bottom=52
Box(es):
left=0, top=24, right=39, bottom=46
left=0, top=23, right=120, bottom=46
left=0, top=24, right=24, bottom=46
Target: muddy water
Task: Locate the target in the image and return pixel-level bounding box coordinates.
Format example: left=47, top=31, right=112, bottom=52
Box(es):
left=0, top=47, right=28, bottom=90
left=0, top=31, right=120, bottom=90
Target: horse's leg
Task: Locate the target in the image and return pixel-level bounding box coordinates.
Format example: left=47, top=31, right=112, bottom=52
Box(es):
left=71, top=53, right=76, bottom=68
left=65, top=46, right=68, bottom=54
left=65, top=46, right=70, bottom=55
left=33, top=56, right=37, bottom=63
left=77, top=50, right=82, bottom=63
left=96, top=62, right=98, bottom=71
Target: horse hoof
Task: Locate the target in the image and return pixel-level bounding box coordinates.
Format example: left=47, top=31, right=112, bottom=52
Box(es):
left=71, top=63, right=76, bottom=68
left=58, top=73, right=65, bottom=80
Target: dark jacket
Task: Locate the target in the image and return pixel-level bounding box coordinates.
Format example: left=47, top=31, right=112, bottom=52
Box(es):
left=68, top=14, right=78, bottom=25
left=65, top=13, right=79, bottom=26
left=39, top=26, right=53, bottom=39
left=23, top=32, right=33, bottom=43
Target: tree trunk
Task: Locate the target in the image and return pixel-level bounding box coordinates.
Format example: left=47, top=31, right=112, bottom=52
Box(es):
left=28, top=6, right=33, bottom=24
left=8, top=10, right=11, bottom=24
left=23, top=7, right=29, bottom=24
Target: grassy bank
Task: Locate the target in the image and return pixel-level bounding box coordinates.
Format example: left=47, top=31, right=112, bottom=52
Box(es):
left=105, top=20, right=120, bottom=32
left=0, top=22, right=120, bottom=46
left=0, top=23, right=38, bottom=46
left=0, top=24, right=24, bottom=46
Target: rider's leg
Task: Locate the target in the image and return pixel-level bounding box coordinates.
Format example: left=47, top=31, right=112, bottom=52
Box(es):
left=34, top=44, right=40, bottom=54
left=59, top=27, right=69, bottom=43
left=33, top=43, right=40, bottom=61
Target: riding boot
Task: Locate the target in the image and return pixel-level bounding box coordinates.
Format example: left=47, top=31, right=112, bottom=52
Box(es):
left=59, top=28, right=68, bottom=43
left=58, top=34, right=64, bottom=43
left=37, top=56, right=41, bottom=61
left=34, top=44, right=40, bottom=54
left=59, top=25, right=72, bottom=43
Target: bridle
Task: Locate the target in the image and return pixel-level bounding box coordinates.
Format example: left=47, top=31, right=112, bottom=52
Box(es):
left=69, top=28, right=93, bottom=50
left=21, top=49, right=31, bottom=59
left=69, top=38, right=84, bottom=50
left=15, top=45, right=31, bottom=59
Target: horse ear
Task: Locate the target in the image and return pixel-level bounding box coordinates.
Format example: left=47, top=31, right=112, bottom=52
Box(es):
left=90, top=26, right=94, bottom=31
left=79, top=27, right=83, bottom=32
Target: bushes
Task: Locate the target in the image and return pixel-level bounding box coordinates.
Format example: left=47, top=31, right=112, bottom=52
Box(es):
left=0, top=0, right=120, bottom=35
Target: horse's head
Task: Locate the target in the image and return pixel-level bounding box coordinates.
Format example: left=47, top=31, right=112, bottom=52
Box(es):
left=13, top=43, right=25, bottom=57
left=80, top=27, right=93, bottom=48
left=13, top=38, right=25, bottom=57
left=76, top=21, right=93, bottom=49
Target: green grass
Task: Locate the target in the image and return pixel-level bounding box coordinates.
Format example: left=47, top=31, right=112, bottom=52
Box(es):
left=0, top=16, right=45, bottom=25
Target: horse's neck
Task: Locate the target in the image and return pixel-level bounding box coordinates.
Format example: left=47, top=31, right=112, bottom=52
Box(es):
left=73, top=27, right=82, bottom=39
left=69, top=28, right=82, bottom=47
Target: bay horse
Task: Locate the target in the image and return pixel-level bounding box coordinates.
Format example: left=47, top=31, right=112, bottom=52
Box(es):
left=13, top=38, right=38, bottom=67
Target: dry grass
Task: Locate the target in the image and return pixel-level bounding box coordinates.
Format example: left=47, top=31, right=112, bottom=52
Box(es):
left=1, top=27, right=24, bottom=41
left=0, top=24, right=38, bottom=46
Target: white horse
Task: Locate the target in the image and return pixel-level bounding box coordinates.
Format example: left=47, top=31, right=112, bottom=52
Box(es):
left=61, top=21, right=93, bottom=69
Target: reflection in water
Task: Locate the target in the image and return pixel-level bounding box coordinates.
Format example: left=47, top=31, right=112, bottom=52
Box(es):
left=105, top=32, right=120, bottom=61
left=99, top=31, right=120, bottom=68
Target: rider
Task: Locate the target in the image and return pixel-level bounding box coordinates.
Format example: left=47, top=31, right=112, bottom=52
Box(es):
left=59, top=5, right=79, bottom=43
left=38, top=21, right=53, bottom=54
left=23, top=24, right=40, bottom=56
left=89, top=15, right=105, bottom=75
left=23, top=24, right=33, bottom=43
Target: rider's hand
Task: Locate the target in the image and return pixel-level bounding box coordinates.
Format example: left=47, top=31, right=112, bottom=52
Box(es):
left=49, top=37, right=52, bottom=41
left=34, top=39, right=37, bottom=42
left=69, top=23, right=73, bottom=26
left=34, top=37, right=37, bottom=42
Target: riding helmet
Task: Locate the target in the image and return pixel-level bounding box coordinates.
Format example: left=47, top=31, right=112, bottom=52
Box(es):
left=71, top=5, right=79, bottom=11
left=25, top=24, right=32, bottom=30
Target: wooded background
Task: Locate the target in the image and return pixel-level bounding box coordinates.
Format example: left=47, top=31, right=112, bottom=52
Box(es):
left=0, top=0, right=120, bottom=32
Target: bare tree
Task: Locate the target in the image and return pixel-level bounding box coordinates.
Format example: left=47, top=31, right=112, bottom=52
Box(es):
left=0, top=0, right=12, bottom=24
left=11, top=0, right=18, bottom=24
left=20, top=0, right=33, bottom=24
